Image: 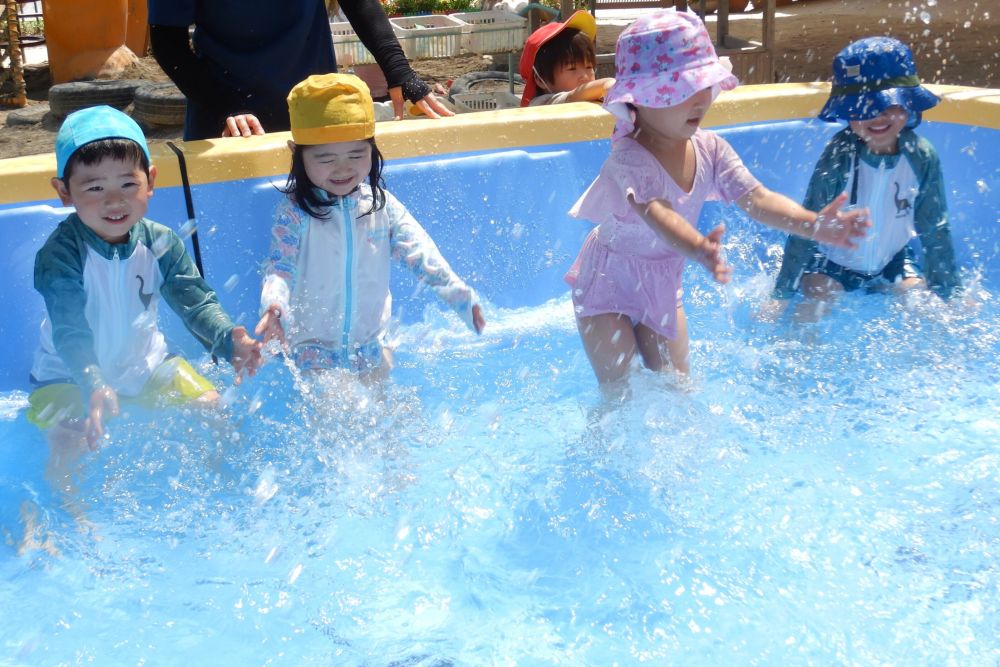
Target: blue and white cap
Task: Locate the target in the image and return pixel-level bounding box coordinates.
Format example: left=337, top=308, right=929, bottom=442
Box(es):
left=818, top=37, right=939, bottom=129
left=55, top=105, right=150, bottom=178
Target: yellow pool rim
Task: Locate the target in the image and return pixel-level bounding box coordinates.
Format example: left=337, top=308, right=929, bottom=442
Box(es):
left=1, top=83, right=997, bottom=207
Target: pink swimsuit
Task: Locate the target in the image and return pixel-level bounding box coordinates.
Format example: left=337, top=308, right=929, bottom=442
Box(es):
left=565, top=131, right=760, bottom=339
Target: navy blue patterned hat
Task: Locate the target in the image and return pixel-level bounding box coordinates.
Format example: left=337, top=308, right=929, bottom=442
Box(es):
left=818, top=37, right=938, bottom=128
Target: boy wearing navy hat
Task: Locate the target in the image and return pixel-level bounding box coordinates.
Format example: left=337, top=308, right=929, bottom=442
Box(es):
left=29, top=106, right=262, bottom=451
left=767, top=37, right=962, bottom=321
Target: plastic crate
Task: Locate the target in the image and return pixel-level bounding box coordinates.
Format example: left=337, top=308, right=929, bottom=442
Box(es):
left=390, top=15, right=464, bottom=60
left=452, top=90, right=522, bottom=113
left=452, top=10, right=527, bottom=54
left=330, top=21, right=378, bottom=65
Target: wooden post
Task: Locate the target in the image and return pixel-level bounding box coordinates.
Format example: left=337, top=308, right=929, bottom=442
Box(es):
left=1, top=0, right=27, bottom=107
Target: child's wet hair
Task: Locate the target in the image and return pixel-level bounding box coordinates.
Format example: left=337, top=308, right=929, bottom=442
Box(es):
left=282, top=137, right=386, bottom=218
left=533, top=29, right=596, bottom=87
left=61, top=139, right=150, bottom=184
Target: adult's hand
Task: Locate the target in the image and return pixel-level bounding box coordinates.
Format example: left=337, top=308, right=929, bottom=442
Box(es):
left=388, top=87, right=454, bottom=119
left=222, top=114, right=266, bottom=137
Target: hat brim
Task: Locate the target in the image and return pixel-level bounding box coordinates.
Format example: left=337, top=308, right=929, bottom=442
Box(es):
left=604, top=59, right=738, bottom=109
left=818, top=85, right=939, bottom=128
left=519, top=11, right=597, bottom=107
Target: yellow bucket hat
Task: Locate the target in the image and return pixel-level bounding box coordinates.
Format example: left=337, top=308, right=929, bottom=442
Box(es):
left=287, top=73, right=375, bottom=145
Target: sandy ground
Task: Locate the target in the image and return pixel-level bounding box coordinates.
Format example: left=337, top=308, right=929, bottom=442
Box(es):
left=0, top=0, right=996, bottom=161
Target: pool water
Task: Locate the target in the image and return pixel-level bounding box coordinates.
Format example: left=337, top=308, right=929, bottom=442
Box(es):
left=2, top=233, right=997, bottom=664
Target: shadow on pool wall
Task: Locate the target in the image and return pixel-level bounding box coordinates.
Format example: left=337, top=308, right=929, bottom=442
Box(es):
left=0, top=84, right=997, bottom=391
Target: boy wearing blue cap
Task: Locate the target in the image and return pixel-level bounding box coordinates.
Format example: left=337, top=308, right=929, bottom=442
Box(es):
left=767, top=37, right=961, bottom=321
left=29, top=106, right=263, bottom=451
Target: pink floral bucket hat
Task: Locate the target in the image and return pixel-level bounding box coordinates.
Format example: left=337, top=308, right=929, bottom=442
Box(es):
left=605, top=9, right=738, bottom=140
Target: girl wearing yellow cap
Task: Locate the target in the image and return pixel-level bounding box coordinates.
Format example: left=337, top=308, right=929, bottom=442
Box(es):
left=255, top=74, right=485, bottom=376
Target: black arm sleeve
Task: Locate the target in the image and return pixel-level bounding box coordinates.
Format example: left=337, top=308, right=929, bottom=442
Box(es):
left=148, top=24, right=250, bottom=116
left=339, top=0, right=432, bottom=102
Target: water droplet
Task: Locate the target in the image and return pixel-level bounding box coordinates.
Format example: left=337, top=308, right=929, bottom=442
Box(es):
left=178, top=219, right=197, bottom=239
left=919, top=10, right=930, bottom=23
left=976, top=179, right=990, bottom=194
left=927, top=0, right=937, bottom=5
left=224, top=274, right=240, bottom=291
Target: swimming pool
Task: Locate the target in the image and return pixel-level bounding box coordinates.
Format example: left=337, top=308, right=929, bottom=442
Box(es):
left=0, top=85, right=998, bottom=663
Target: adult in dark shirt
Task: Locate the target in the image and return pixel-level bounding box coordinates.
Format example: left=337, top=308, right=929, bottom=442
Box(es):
left=148, top=0, right=452, bottom=140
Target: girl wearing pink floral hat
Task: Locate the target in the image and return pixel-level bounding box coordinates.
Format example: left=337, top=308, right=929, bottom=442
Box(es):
left=566, top=9, right=870, bottom=388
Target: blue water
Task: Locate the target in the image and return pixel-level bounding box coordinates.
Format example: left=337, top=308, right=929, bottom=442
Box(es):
left=1, top=113, right=997, bottom=663
left=2, top=234, right=997, bottom=663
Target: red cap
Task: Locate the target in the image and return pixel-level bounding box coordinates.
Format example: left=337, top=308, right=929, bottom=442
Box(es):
left=518, top=11, right=598, bottom=107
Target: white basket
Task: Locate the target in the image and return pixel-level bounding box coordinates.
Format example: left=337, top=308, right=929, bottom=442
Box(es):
left=390, top=15, right=465, bottom=60
left=330, top=21, right=378, bottom=65
left=452, top=90, right=522, bottom=113
left=452, top=10, right=527, bottom=54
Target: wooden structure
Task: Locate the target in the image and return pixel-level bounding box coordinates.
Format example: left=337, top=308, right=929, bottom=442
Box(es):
left=0, top=0, right=27, bottom=107
left=587, top=0, right=776, bottom=85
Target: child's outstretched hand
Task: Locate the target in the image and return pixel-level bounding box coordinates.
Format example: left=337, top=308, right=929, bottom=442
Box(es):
left=85, top=386, right=119, bottom=450
left=230, top=325, right=263, bottom=384
left=254, top=305, right=287, bottom=348
left=811, top=193, right=871, bottom=248
left=695, top=224, right=733, bottom=284
left=472, top=304, right=485, bottom=334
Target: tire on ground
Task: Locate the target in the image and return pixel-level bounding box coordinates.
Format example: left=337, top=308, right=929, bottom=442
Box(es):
left=48, top=80, right=144, bottom=118
left=5, top=103, right=50, bottom=127
left=132, top=82, right=187, bottom=127
left=448, top=71, right=525, bottom=102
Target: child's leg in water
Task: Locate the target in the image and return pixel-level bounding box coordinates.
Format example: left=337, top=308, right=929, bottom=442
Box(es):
left=16, top=500, right=60, bottom=557
left=636, top=306, right=689, bottom=375
left=577, top=308, right=689, bottom=386
left=577, top=313, right=640, bottom=385
left=794, top=273, right=844, bottom=324
left=41, top=384, right=222, bottom=547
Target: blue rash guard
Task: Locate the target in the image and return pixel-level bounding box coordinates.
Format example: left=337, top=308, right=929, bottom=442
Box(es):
left=772, top=128, right=961, bottom=300
left=32, top=214, right=238, bottom=399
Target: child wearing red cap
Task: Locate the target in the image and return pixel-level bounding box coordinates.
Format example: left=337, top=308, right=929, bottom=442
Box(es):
left=565, top=10, right=870, bottom=389
left=519, top=11, right=615, bottom=108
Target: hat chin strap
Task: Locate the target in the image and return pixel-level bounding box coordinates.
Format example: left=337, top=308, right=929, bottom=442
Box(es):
left=532, top=66, right=554, bottom=94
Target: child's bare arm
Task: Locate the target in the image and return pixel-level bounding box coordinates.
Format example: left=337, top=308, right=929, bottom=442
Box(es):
left=628, top=192, right=732, bottom=284
left=738, top=186, right=870, bottom=249
left=566, top=78, right=615, bottom=103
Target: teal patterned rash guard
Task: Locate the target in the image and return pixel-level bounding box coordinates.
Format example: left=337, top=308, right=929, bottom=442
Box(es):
left=31, top=214, right=238, bottom=398
left=772, top=128, right=961, bottom=300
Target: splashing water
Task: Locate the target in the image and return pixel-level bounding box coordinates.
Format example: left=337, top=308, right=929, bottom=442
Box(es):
left=1, top=250, right=997, bottom=663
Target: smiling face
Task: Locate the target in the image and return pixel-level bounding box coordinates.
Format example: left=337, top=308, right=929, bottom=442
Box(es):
left=542, top=58, right=596, bottom=94
left=298, top=140, right=373, bottom=198
left=52, top=157, right=156, bottom=244
left=848, top=105, right=908, bottom=155
left=634, top=87, right=714, bottom=143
